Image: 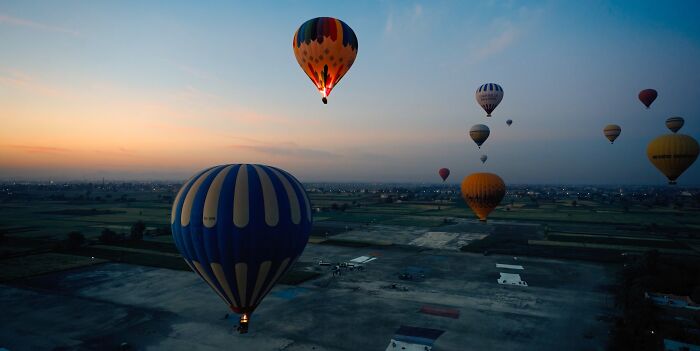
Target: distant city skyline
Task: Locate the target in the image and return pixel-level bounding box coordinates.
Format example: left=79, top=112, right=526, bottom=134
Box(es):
left=1, top=1, right=699, bottom=185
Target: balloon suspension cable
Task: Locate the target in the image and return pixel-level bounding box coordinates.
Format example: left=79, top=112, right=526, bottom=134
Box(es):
left=237, top=313, right=250, bottom=334
left=669, top=181, right=677, bottom=186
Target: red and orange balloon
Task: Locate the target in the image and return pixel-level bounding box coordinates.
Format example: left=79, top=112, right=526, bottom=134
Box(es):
left=293, top=17, right=358, bottom=104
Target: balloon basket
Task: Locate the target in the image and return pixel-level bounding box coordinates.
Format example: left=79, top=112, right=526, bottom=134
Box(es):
left=237, top=314, right=250, bottom=334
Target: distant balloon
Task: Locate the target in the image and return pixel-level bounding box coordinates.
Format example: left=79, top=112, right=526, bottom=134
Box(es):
left=638, top=89, right=657, bottom=109
left=665, top=117, right=685, bottom=133
left=480, top=154, right=488, bottom=164
left=603, top=124, right=621, bottom=144
left=438, top=168, right=450, bottom=182
left=293, top=17, right=358, bottom=104
left=646, top=134, right=699, bottom=185
left=506, top=119, right=512, bottom=127
left=460, top=173, right=506, bottom=221
left=469, top=124, right=490, bottom=149
left=171, top=164, right=312, bottom=333
left=475, top=83, right=504, bottom=117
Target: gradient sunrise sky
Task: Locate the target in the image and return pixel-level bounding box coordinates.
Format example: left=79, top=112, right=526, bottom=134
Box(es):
left=1, top=1, right=699, bottom=184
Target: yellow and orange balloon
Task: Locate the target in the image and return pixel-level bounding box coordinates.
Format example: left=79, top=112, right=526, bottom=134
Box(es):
left=460, top=173, right=506, bottom=221
left=647, top=134, right=699, bottom=185
left=293, top=17, right=358, bottom=104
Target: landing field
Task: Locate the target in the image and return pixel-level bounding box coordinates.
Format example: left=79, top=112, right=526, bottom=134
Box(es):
left=1, top=243, right=614, bottom=351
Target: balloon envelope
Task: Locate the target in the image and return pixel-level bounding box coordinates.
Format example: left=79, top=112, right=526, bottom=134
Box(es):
left=475, top=83, right=504, bottom=117
left=469, top=124, right=490, bottom=148
left=480, top=155, right=488, bottom=164
left=604, top=124, right=621, bottom=144
left=293, top=17, right=358, bottom=104
left=666, top=117, right=685, bottom=133
left=460, top=173, right=505, bottom=221
left=646, top=134, right=699, bottom=184
left=438, top=168, right=450, bottom=181
left=171, top=164, right=312, bottom=331
left=638, top=89, right=657, bottom=108
left=506, top=119, right=512, bottom=126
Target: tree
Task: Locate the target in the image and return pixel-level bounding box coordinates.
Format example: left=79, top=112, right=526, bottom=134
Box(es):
left=99, top=228, right=121, bottom=243
left=130, top=220, right=146, bottom=241
left=153, top=226, right=172, bottom=236
left=65, top=231, right=85, bottom=249
left=691, top=286, right=700, bottom=304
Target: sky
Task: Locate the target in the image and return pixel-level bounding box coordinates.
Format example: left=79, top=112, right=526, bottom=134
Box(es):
left=1, top=0, right=699, bottom=185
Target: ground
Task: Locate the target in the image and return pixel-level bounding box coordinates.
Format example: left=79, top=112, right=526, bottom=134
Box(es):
left=3, top=187, right=698, bottom=350
left=0, top=231, right=615, bottom=351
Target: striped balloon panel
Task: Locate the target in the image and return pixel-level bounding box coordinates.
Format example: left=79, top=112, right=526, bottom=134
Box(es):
left=604, top=124, right=621, bottom=142
left=171, top=164, right=312, bottom=313
left=293, top=17, right=358, bottom=99
left=646, top=134, right=699, bottom=183
left=475, top=83, right=504, bottom=116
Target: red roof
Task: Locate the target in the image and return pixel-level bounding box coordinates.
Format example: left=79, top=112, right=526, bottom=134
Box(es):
left=419, top=305, right=460, bottom=319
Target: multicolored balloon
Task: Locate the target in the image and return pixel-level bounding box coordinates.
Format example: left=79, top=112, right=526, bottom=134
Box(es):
left=638, top=89, right=657, bottom=109
left=293, top=17, right=358, bottom=104
left=506, top=119, right=512, bottom=127
left=475, top=83, right=503, bottom=117
left=171, top=164, right=312, bottom=333
left=438, top=168, right=450, bottom=182
left=603, top=124, right=621, bottom=144
left=646, top=134, right=699, bottom=185
left=469, top=124, right=490, bottom=149
left=480, top=154, right=488, bottom=164
left=460, top=172, right=506, bottom=222
left=666, top=117, right=685, bottom=133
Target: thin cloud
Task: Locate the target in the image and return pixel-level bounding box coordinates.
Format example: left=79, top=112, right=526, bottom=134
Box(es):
left=473, top=26, right=520, bottom=62
left=229, top=141, right=338, bottom=159
left=4, top=144, right=71, bottom=154
left=384, top=3, right=426, bottom=35
left=0, top=70, right=69, bottom=98
left=469, top=5, right=545, bottom=63
left=0, top=13, right=80, bottom=36
left=385, top=12, right=394, bottom=33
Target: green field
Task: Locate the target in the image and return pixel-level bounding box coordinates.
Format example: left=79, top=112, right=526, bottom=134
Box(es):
left=2, top=186, right=699, bottom=283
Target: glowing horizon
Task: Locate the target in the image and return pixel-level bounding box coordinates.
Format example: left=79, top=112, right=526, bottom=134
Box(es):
left=2, top=1, right=699, bottom=184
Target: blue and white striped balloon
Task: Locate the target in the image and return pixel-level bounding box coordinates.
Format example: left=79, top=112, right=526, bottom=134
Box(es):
left=171, top=164, right=312, bottom=331
left=475, top=83, right=504, bottom=117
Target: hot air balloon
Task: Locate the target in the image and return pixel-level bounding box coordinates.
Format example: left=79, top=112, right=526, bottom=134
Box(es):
left=475, top=83, right=503, bottom=117
left=638, top=89, right=657, bottom=109
left=438, top=168, right=450, bottom=182
left=480, top=155, right=488, bottom=164
left=171, top=164, right=312, bottom=333
left=646, top=134, right=699, bottom=185
left=293, top=17, right=358, bottom=104
left=506, top=119, right=512, bottom=127
left=666, top=117, right=685, bottom=133
left=460, top=173, right=505, bottom=222
left=469, top=124, right=490, bottom=149
left=604, top=124, right=621, bottom=144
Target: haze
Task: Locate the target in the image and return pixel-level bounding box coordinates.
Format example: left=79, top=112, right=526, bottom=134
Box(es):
left=1, top=0, right=699, bottom=184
